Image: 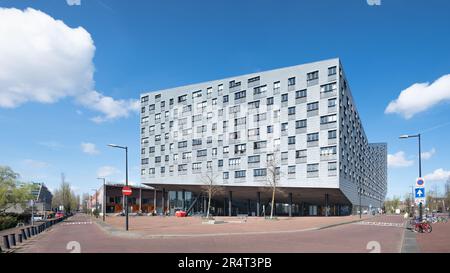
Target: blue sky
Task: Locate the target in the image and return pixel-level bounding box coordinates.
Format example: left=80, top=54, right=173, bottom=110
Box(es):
left=0, top=0, right=449, bottom=199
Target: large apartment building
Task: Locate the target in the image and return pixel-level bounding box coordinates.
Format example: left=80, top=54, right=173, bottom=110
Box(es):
left=140, top=58, right=387, bottom=216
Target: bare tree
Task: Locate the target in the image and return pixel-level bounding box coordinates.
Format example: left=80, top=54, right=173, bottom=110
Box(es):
left=200, top=171, right=222, bottom=219
left=264, top=149, right=282, bottom=219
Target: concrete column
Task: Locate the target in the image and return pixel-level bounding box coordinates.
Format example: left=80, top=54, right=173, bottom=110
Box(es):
left=247, top=199, right=251, bottom=216
left=139, top=187, right=142, bottom=213
left=256, top=192, right=261, bottom=217
left=161, top=188, right=165, bottom=215
left=182, top=189, right=186, bottom=210
left=289, top=193, right=293, bottom=217
left=228, top=191, right=232, bottom=217
left=325, top=194, right=329, bottom=217
left=153, top=189, right=157, bottom=214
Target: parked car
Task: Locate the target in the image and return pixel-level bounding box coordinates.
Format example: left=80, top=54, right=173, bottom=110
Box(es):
left=55, top=211, right=65, bottom=218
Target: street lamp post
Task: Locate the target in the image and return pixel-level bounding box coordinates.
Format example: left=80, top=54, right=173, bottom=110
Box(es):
left=91, top=189, right=98, bottom=217
left=97, top=177, right=106, bottom=222
left=359, top=181, right=362, bottom=219
left=399, top=134, right=423, bottom=221
left=108, top=144, right=129, bottom=231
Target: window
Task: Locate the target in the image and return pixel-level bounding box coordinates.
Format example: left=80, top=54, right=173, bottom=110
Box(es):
left=192, top=162, right=202, bottom=170
left=296, top=149, right=307, bottom=159
left=230, top=105, right=240, bottom=113
left=288, top=106, right=296, bottom=115
left=234, top=90, right=246, bottom=100
left=296, top=119, right=307, bottom=129
left=207, top=161, right=212, bottom=169
left=149, top=146, right=155, bottom=153
left=223, top=172, right=229, bottom=179
left=192, top=138, right=202, bottom=146
left=141, top=107, right=146, bottom=114
left=223, top=146, right=229, bottom=154
left=328, top=162, right=337, bottom=171
left=207, top=112, right=213, bottom=119
left=192, top=90, right=202, bottom=98
left=178, top=164, right=188, bottom=172
left=321, top=83, right=337, bottom=93
left=281, top=122, right=288, bottom=131
left=160, top=145, right=165, bottom=151
left=255, top=113, right=266, bottom=122
left=155, top=94, right=161, bottom=100
left=281, top=152, right=288, bottom=160
left=288, top=77, right=296, bottom=86
left=248, top=100, right=260, bottom=109
left=155, top=113, right=161, bottom=120
left=235, top=144, right=246, bottom=154
left=248, top=128, right=260, bottom=137
left=207, top=87, right=212, bottom=96
left=230, top=131, right=240, bottom=140
left=182, top=152, right=192, bottom=159
left=197, top=101, right=207, bottom=110
left=165, top=155, right=169, bottom=162
left=149, top=168, right=155, bottom=175
left=161, top=166, right=165, bottom=173
left=328, top=66, right=337, bottom=76
left=169, top=98, right=174, bottom=105
left=197, top=149, right=207, bottom=157
left=149, top=104, right=155, bottom=111
left=307, top=102, right=319, bottom=111
left=307, top=133, right=319, bottom=142
left=218, top=84, right=223, bottom=92
left=307, top=163, right=319, bottom=173
left=248, top=76, right=260, bottom=83
left=307, top=71, right=319, bottom=81
left=218, top=159, right=223, bottom=167
left=173, top=154, right=178, bottom=161
left=253, top=85, right=267, bottom=95
left=253, top=141, right=266, bottom=150
left=288, top=136, right=296, bottom=145
left=141, top=116, right=149, bottom=124
left=182, top=105, right=192, bottom=113
left=248, top=155, right=260, bottom=164
left=320, top=114, right=337, bottom=124
left=142, top=158, right=149, bottom=164
left=229, top=158, right=241, bottom=166
left=288, top=166, right=296, bottom=174
left=178, top=141, right=187, bottom=148
left=212, top=98, right=217, bottom=105
left=234, top=117, right=246, bottom=126
left=281, top=93, right=288, bottom=102
left=267, top=153, right=274, bottom=162
left=328, top=130, right=337, bottom=139
left=155, top=135, right=161, bottom=141
left=235, top=170, right=246, bottom=178
left=141, top=96, right=149, bottom=103
left=212, top=148, right=217, bottom=156
left=161, top=101, right=165, bottom=108
left=273, top=81, right=281, bottom=90
left=223, top=95, right=229, bottom=103
left=178, top=95, right=187, bottom=103
left=253, top=168, right=267, bottom=177
left=328, top=98, right=337, bottom=107
left=197, top=125, right=207, bottom=133
left=320, top=146, right=337, bottom=156
left=296, top=89, right=307, bottom=99
left=155, top=156, right=161, bottom=163
left=229, top=80, right=241, bottom=88
left=267, top=97, right=274, bottom=105
left=267, top=125, right=273, bottom=133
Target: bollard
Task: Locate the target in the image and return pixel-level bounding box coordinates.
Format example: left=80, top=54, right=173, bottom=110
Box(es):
left=21, top=229, right=27, bottom=240
left=26, top=227, right=31, bottom=237
left=3, top=235, right=10, bottom=249
left=18, top=234, right=23, bottom=243
left=31, top=226, right=36, bottom=236
left=9, top=234, right=16, bottom=246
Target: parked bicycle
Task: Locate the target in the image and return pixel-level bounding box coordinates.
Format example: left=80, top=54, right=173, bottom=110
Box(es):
left=409, top=219, right=432, bottom=233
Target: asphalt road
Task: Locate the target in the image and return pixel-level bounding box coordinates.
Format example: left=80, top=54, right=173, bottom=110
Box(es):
left=15, top=213, right=407, bottom=253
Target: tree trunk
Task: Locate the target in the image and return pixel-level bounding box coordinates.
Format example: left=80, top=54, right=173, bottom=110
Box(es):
left=270, top=186, right=275, bottom=219
left=207, top=188, right=212, bottom=219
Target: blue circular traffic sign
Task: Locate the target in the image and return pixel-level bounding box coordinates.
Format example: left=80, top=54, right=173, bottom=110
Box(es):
left=417, top=178, right=424, bottom=186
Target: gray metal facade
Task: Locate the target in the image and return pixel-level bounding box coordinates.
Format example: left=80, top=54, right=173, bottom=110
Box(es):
left=140, top=58, right=387, bottom=212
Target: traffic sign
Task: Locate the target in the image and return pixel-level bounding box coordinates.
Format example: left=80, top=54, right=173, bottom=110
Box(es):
left=122, top=186, right=132, bottom=196
left=416, top=177, right=425, bottom=187
left=415, top=188, right=425, bottom=198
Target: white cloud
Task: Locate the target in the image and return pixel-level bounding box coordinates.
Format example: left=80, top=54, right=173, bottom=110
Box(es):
left=0, top=8, right=138, bottom=122
left=23, top=159, right=50, bottom=169
left=81, top=142, right=99, bottom=155
left=97, top=166, right=119, bottom=178
left=38, top=141, right=64, bottom=151
left=421, top=148, right=436, bottom=160
left=424, top=168, right=450, bottom=182
left=388, top=151, right=414, bottom=168
left=385, top=74, right=450, bottom=119
left=66, top=0, right=81, bottom=6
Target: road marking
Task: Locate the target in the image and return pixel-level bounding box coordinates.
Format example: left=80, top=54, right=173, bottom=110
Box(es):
left=356, top=221, right=405, bottom=228
left=62, top=221, right=93, bottom=226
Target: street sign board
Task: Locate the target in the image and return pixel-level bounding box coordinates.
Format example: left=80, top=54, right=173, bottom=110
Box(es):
left=122, top=186, right=132, bottom=196
left=416, top=177, right=425, bottom=187
left=415, top=187, right=425, bottom=198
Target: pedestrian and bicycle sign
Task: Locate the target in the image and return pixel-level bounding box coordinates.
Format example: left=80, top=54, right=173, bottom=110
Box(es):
left=414, top=177, right=426, bottom=205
